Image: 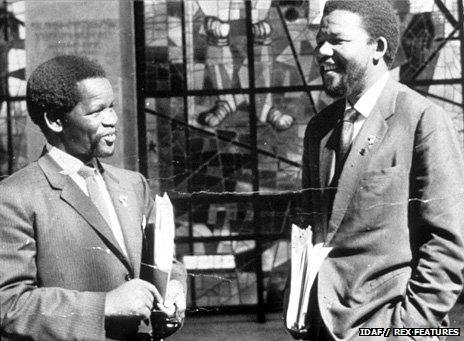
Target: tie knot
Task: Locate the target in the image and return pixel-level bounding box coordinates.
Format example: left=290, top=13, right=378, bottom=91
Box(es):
left=344, top=107, right=358, bottom=123
left=78, top=164, right=97, bottom=179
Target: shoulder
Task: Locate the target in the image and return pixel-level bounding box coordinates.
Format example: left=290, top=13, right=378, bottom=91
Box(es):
left=0, top=162, right=47, bottom=210
left=0, top=161, right=44, bottom=191
left=395, top=82, right=430, bottom=111
left=394, top=81, right=455, bottom=126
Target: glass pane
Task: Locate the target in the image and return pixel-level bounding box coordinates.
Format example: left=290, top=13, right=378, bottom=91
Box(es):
left=187, top=0, right=248, bottom=91
left=262, top=239, right=290, bottom=308
left=177, top=241, right=258, bottom=307
left=145, top=97, right=187, bottom=195
left=176, top=238, right=291, bottom=309
left=257, top=3, right=320, bottom=87
left=0, top=101, right=27, bottom=176
left=144, top=0, right=184, bottom=93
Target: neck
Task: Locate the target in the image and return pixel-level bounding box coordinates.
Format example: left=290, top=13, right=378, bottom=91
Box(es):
left=48, top=140, right=95, bottom=165
left=347, top=65, right=388, bottom=104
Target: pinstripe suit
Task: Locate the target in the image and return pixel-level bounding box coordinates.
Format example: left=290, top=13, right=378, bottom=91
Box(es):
left=0, top=151, right=186, bottom=341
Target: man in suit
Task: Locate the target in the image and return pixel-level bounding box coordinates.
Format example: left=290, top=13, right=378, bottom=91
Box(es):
left=285, top=0, right=464, bottom=340
left=0, top=55, right=187, bottom=341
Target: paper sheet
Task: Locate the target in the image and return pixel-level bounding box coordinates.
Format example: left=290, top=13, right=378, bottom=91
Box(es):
left=286, top=224, right=332, bottom=332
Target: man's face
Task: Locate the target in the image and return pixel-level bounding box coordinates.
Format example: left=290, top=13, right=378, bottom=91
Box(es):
left=60, top=77, right=117, bottom=162
left=316, top=10, right=377, bottom=99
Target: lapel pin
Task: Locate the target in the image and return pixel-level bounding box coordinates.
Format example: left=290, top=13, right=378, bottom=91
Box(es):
left=119, top=195, right=128, bottom=207
left=367, top=135, right=376, bottom=146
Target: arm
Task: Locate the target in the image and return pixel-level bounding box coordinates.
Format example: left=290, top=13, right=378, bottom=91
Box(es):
left=401, top=105, right=464, bottom=328
left=0, top=187, right=106, bottom=341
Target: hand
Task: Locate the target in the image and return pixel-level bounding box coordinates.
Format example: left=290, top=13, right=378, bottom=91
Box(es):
left=156, top=279, right=186, bottom=317
left=105, top=279, right=163, bottom=321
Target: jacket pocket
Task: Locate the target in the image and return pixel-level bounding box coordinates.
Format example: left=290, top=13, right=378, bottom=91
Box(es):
left=361, top=165, right=404, bottom=180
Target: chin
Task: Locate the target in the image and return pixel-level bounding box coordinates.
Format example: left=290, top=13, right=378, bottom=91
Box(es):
left=324, top=85, right=346, bottom=98
left=95, top=148, right=115, bottom=159
left=322, top=77, right=346, bottom=98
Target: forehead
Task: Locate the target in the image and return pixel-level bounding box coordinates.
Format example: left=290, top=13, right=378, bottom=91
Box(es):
left=76, top=78, right=113, bottom=101
left=318, top=10, right=367, bottom=38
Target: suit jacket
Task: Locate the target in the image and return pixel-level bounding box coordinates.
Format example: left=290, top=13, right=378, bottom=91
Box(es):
left=285, top=79, right=464, bottom=341
left=0, top=152, right=187, bottom=341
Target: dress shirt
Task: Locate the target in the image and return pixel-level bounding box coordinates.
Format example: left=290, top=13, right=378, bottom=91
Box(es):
left=328, top=72, right=390, bottom=184
left=47, top=145, right=128, bottom=256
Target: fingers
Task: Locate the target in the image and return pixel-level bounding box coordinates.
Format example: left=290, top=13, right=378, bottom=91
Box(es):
left=105, top=279, right=164, bottom=320
left=138, top=279, right=164, bottom=304
left=160, top=279, right=186, bottom=316
left=128, top=280, right=156, bottom=320
left=174, top=294, right=186, bottom=312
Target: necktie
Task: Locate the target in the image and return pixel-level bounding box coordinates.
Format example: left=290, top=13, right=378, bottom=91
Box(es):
left=78, top=164, right=113, bottom=226
left=327, top=107, right=359, bottom=214
left=336, top=107, right=359, bottom=171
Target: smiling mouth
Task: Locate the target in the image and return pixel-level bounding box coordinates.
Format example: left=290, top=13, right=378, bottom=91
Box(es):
left=103, top=133, right=116, bottom=143
left=321, top=64, right=341, bottom=74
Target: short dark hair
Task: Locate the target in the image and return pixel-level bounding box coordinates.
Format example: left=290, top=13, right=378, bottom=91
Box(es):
left=323, top=0, right=400, bottom=68
left=26, top=55, right=106, bottom=134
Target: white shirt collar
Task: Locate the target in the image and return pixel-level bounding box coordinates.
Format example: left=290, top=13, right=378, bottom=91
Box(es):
left=46, top=144, right=84, bottom=175
left=346, top=72, right=390, bottom=118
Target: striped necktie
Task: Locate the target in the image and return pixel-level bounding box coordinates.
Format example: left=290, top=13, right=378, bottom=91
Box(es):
left=78, top=164, right=112, bottom=226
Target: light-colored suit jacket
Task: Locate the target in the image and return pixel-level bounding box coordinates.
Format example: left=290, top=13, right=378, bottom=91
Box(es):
left=286, top=79, right=464, bottom=340
left=0, top=152, right=186, bottom=341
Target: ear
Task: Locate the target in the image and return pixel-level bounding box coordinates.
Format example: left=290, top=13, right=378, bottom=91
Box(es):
left=373, top=36, right=388, bottom=63
left=44, top=112, right=63, bottom=133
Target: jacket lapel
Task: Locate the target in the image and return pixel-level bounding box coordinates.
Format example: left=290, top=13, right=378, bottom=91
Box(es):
left=102, top=166, right=142, bottom=278
left=325, top=79, right=398, bottom=245
left=307, top=100, right=344, bottom=243
left=318, top=99, right=345, bottom=188
left=319, top=133, right=335, bottom=189
left=38, top=154, right=133, bottom=273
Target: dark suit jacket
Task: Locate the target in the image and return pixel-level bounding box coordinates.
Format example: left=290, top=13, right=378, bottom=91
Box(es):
left=285, top=79, right=464, bottom=340
left=0, top=152, right=187, bottom=341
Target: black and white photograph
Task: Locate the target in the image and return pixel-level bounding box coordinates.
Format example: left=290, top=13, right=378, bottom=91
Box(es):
left=1, top=0, right=464, bottom=340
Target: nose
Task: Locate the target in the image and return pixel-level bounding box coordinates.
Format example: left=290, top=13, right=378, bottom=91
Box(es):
left=316, top=41, right=333, bottom=61
left=102, top=107, right=118, bottom=126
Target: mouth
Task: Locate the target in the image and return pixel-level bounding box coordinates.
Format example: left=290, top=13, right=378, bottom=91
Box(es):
left=321, top=64, right=342, bottom=74
left=102, top=132, right=116, bottom=144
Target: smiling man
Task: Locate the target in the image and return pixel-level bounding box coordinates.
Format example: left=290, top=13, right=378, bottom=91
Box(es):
left=0, top=55, right=186, bottom=341
left=284, top=1, right=464, bottom=340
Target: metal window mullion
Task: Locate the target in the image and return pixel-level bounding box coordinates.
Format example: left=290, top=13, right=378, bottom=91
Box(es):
left=3, top=0, right=13, bottom=174
left=244, top=1, right=265, bottom=324
left=180, top=0, right=197, bottom=310
left=134, top=0, right=148, bottom=176
left=435, top=0, right=459, bottom=27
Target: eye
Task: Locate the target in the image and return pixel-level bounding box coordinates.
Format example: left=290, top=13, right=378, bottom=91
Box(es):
left=331, top=38, right=345, bottom=45
left=87, top=107, right=105, bottom=116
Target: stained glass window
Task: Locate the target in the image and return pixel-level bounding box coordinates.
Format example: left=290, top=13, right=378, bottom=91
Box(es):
left=137, top=0, right=464, bottom=318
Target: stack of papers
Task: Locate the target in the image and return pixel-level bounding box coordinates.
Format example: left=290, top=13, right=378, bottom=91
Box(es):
left=286, top=224, right=332, bottom=334
left=141, top=193, right=175, bottom=299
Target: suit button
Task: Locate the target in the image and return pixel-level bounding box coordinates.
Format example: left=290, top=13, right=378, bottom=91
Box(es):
left=125, top=273, right=133, bottom=281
